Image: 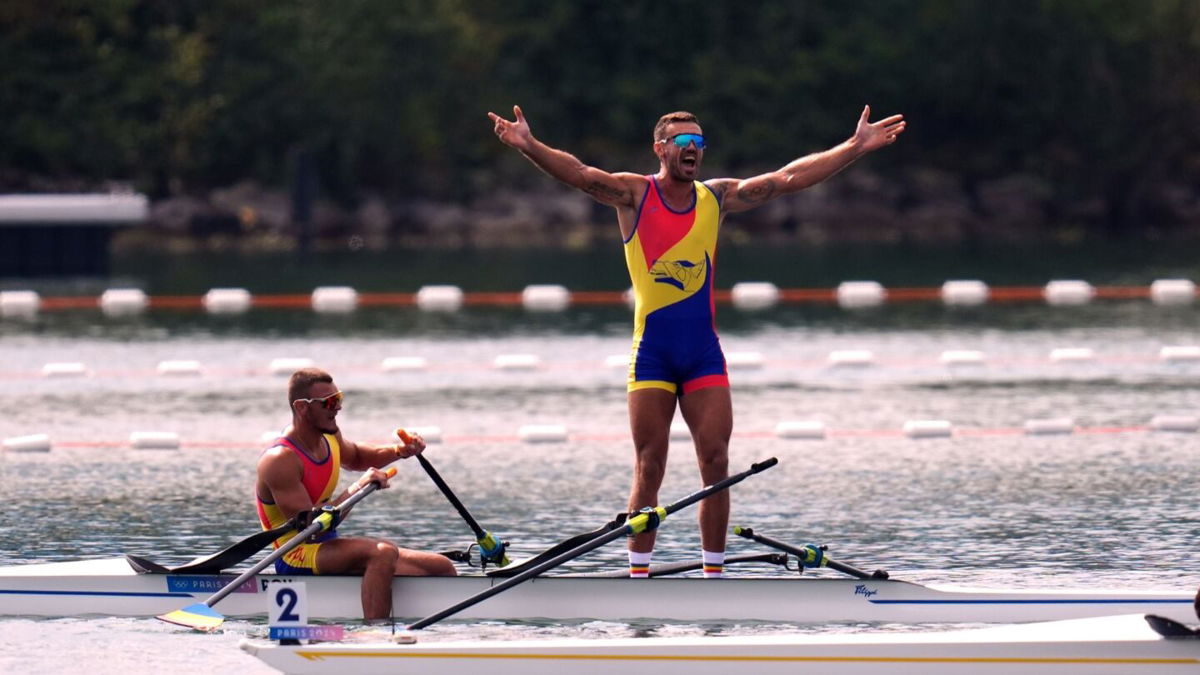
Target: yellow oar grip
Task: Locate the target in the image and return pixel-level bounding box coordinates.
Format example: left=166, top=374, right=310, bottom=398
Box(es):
left=627, top=507, right=668, bottom=535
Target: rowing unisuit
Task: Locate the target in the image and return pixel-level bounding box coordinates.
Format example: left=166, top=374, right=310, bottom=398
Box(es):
left=623, top=176, right=727, bottom=394
left=255, top=434, right=341, bottom=573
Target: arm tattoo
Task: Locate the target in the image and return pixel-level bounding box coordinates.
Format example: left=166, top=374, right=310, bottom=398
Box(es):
left=736, top=180, right=777, bottom=205
left=584, top=180, right=626, bottom=203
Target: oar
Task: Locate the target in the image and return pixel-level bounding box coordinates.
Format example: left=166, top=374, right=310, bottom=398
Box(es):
left=408, top=457, right=778, bottom=630
left=732, top=526, right=889, bottom=580
left=156, top=467, right=397, bottom=631
left=127, top=522, right=297, bottom=575
left=399, top=428, right=510, bottom=568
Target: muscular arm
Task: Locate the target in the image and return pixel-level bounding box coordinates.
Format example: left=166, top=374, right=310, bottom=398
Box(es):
left=710, top=105, right=906, bottom=214
left=257, top=448, right=317, bottom=520
left=488, top=105, right=644, bottom=210
left=338, top=430, right=424, bottom=472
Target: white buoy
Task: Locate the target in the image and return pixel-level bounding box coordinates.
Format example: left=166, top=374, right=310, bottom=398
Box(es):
left=494, top=354, right=541, bottom=371
left=903, top=420, right=953, bottom=438
left=940, top=350, right=986, bottom=366
left=269, top=358, right=315, bottom=375
left=1049, top=347, right=1096, bottom=363
left=3, top=433, right=51, bottom=453
left=725, top=351, right=764, bottom=370
left=0, top=290, right=40, bottom=318
left=1160, top=345, right=1200, bottom=362
left=836, top=281, right=886, bottom=308
left=406, top=426, right=443, bottom=444
left=42, top=362, right=88, bottom=378
left=941, top=280, right=989, bottom=306
left=730, top=282, right=780, bottom=310
left=517, top=424, right=568, bottom=443
left=100, top=288, right=148, bottom=316
left=381, top=356, right=428, bottom=372
left=203, top=288, right=252, bottom=314
left=129, top=431, right=181, bottom=449
left=1150, top=279, right=1195, bottom=306
left=522, top=284, right=570, bottom=312
left=311, top=286, right=358, bottom=313
left=1150, top=415, right=1199, bottom=432
left=156, top=360, right=202, bottom=376
left=1043, top=280, right=1094, bottom=306
left=416, top=285, right=464, bottom=312
left=669, top=420, right=691, bottom=440
left=1024, top=418, right=1075, bottom=435
left=828, top=349, right=875, bottom=367
left=774, top=421, right=826, bottom=439
left=604, top=354, right=630, bottom=369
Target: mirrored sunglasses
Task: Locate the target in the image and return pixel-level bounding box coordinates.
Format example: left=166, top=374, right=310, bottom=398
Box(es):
left=295, top=390, right=344, bottom=410
left=666, top=133, right=706, bottom=150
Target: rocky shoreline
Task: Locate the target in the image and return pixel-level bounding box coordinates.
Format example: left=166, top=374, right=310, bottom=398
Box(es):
left=115, top=168, right=1200, bottom=253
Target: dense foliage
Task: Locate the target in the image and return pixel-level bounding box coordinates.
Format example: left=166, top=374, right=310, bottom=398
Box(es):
left=1, top=0, right=1198, bottom=232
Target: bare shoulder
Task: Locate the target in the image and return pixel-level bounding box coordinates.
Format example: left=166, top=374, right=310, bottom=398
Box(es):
left=703, top=178, right=739, bottom=203
left=584, top=171, right=648, bottom=211
left=258, top=444, right=301, bottom=482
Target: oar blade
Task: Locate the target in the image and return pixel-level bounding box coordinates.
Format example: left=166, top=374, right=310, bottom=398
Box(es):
left=156, top=602, right=225, bottom=631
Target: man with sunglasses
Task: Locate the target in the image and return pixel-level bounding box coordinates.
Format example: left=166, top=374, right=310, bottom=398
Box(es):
left=255, top=367, right=456, bottom=621
left=488, top=104, right=905, bottom=578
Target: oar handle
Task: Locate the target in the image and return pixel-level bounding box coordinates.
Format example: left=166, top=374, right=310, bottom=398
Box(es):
left=204, top=467, right=396, bottom=608
left=407, top=457, right=778, bottom=630
left=732, top=526, right=888, bottom=580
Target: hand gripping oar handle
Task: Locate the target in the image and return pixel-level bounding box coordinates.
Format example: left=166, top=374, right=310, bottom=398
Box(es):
left=157, top=467, right=396, bottom=629
left=402, top=428, right=510, bottom=567
left=732, top=526, right=889, bottom=580
left=408, top=457, right=778, bottom=630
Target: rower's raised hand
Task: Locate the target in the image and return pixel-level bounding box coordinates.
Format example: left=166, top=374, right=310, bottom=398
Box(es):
left=488, top=105, right=533, bottom=151
left=853, top=105, right=906, bottom=153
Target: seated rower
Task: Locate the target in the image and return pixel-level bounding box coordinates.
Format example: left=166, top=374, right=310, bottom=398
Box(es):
left=255, top=367, right=456, bottom=621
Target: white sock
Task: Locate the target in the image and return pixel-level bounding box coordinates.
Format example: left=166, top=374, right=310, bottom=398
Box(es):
left=702, top=549, right=725, bottom=579
left=628, top=550, right=652, bottom=578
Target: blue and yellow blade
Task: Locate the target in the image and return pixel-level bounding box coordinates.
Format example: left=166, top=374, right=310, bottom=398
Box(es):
left=156, top=602, right=225, bottom=631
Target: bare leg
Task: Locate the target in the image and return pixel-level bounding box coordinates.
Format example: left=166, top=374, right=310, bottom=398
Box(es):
left=679, top=386, right=732, bottom=553
left=318, top=537, right=455, bottom=620
left=317, top=537, right=399, bottom=619
left=627, top=388, right=677, bottom=553
left=393, top=547, right=457, bottom=576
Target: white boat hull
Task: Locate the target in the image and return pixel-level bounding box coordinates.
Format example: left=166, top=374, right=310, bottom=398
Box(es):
left=0, top=557, right=1194, bottom=624
left=240, top=614, right=1200, bottom=675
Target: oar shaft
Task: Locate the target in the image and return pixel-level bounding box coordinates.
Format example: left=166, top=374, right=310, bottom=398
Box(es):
left=416, top=454, right=486, bottom=539
left=732, top=527, right=886, bottom=580
left=408, top=457, right=778, bottom=630
left=204, top=474, right=390, bottom=608
left=408, top=513, right=628, bottom=629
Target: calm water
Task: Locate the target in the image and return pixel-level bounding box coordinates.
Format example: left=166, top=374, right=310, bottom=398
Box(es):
left=2, top=246, right=1200, bottom=673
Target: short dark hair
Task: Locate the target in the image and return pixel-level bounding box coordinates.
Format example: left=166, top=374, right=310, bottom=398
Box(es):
left=288, top=367, right=332, bottom=404
left=654, top=111, right=700, bottom=142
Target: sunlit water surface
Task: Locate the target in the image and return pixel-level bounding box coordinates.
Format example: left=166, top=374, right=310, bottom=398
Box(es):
left=2, top=291, right=1199, bottom=674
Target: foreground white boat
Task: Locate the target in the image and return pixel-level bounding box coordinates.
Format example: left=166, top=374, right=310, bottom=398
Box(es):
left=240, top=613, right=1200, bottom=675
left=0, top=556, right=1194, bottom=624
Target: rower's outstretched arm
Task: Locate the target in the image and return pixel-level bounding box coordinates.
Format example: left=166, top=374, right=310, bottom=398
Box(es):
left=711, top=105, right=906, bottom=213
left=488, top=105, right=643, bottom=210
